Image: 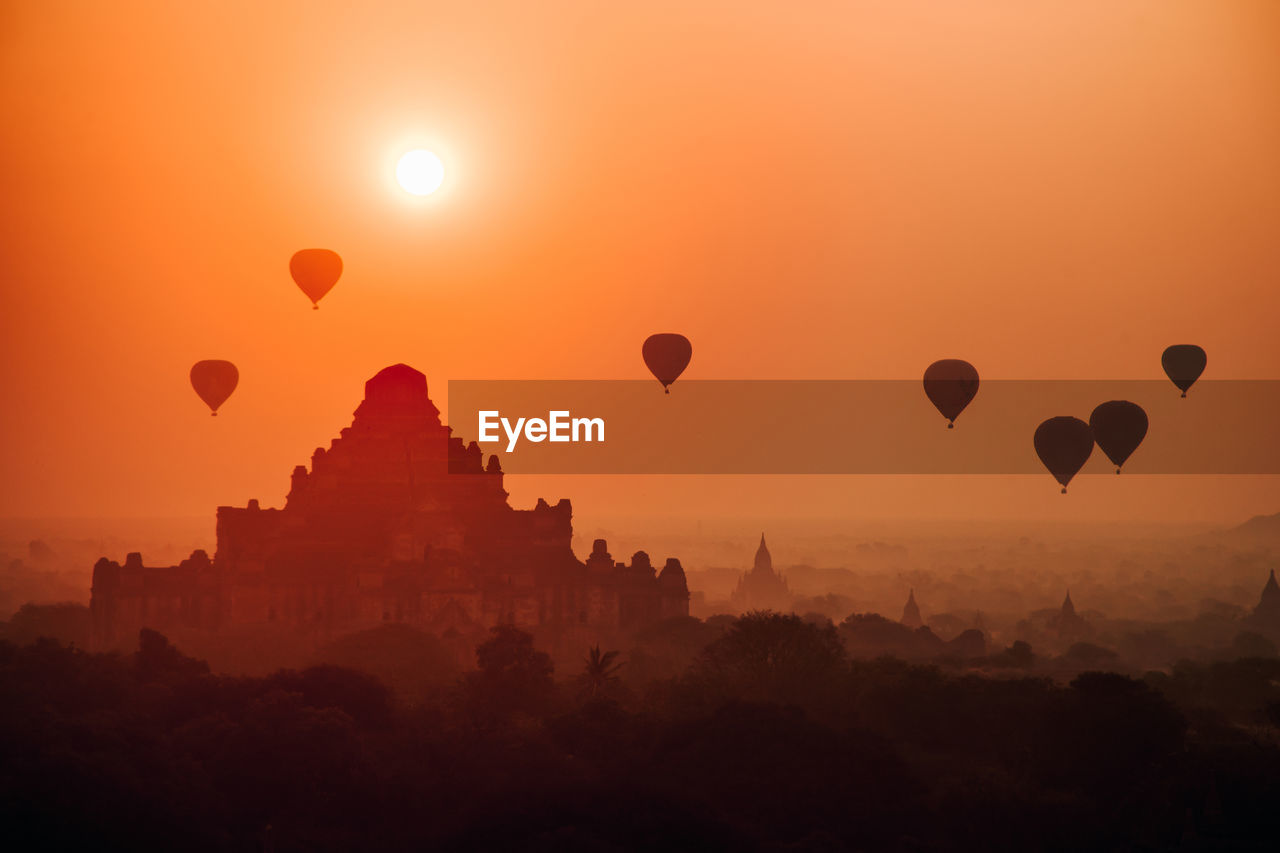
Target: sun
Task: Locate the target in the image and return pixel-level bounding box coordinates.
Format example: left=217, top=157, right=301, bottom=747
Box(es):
left=396, top=149, right=445, bottom=196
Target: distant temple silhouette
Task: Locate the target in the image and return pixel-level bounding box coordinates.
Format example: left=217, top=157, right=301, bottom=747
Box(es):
left=1246, top=569, right=1280, bottom=633
left=1050, top=590, right=1088, bottom=640
left=900, top=589, right=923, bottom=629
left=731, top=534, right=792, bottom=611
left=90, top=365, right=688, bottom=656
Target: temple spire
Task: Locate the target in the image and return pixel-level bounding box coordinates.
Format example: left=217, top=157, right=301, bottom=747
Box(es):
left=753, top=533, right=772, bottom=573
left=901, top=588, right=923, bottom=629
left=1256, top=569, right=1280, bottom=618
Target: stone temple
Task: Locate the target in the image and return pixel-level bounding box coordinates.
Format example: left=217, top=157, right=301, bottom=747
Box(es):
left=730, top=534, right=792, bottom=612
left=90, top=364, right=689, bottom=661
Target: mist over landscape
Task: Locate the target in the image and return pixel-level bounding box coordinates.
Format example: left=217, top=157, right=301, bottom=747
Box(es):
left=6, top=508, right=1278, bottom=673
left=5, top=0, right=1280, bottom=849
left=5, top=506, right=1280, bottom=850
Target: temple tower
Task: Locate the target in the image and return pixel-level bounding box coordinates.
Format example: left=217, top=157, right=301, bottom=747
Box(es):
left=901, top=589, right=923, bottom=629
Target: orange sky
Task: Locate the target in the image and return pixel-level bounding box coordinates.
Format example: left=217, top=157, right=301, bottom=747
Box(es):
left=1, top=1, right=1278, bottom=526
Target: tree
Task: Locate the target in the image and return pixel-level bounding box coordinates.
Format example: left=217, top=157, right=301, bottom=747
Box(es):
left=625, top=616, right=723, bottom=687
left=689, top=612, right=847, bottom=710
left=465, top=624, right=555, bottom=720
left=135, top=628, right=209, bottom=681
left=1008, top=640, right=1035, bottom=668
left=578, top=645, right=623, bottom=698
left=312, top=624, right=459, bottom=705
left=1229, top=631, right=1278, bottom=660
left=265, top=665, right=393, bottom=728
left=1037, top=672, right=1186, bottom=795
left=1061, top=642, right=1120, bottom=669
left=2, top=602, right=90, bottom=647
left=838, top=612, right=945, bottom=660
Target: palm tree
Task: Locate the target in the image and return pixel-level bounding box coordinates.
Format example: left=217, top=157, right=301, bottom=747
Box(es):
left=579, top=644, right=623, bottom=697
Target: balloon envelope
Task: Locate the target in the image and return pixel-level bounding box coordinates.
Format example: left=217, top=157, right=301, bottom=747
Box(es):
left=1089, top=400, right=1148, bottom=473
left=923, top=359, right=980, bottom=427
left=1033, top=416, right=1094, bottom=493
left=1161, top=345, right=1206, bottom=397
left=642, top=334, right=692, bottom=393
left=290, top=249, right=343, bottom=308
left=190, top=360, right=239, bottom=416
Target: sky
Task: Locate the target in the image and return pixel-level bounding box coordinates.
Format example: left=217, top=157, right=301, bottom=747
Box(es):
left=1, top=0, right=1278, bottom=527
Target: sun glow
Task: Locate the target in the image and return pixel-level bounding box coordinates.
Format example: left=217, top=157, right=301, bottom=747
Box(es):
left=395, top=149, right=445, bottom=195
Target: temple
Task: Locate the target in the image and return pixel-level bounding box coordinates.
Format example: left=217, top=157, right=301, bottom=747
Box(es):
left=1246, top=569, right=1280, bottom=634
left=900, top=589, right=923, bottom=629
left=1050, top=590, right=1088, bottom=641
left=731, top=534, right=792, bottom=612
left=90, top=364, right=688, bottom=660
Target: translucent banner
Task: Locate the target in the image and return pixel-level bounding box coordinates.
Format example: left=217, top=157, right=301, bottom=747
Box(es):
left=446, top=380, right=1280, bottom=474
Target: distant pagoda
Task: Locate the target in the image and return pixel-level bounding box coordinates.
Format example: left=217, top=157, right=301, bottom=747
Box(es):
left=1052, top=590, right=1087, bottom=639
left=901, top=589, right=923, bottom=629
left=1246, top=569, right=1280, bottom=632
left=731, top=534, right=792, bottom=612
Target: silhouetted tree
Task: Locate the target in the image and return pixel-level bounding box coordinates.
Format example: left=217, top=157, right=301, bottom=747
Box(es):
left=5, top=624, right=1280, bottom=850
left=465, top=624, right=555, bottom=721
left=839, top=612, right=945, bottom=659
left=687, top=612, right=847, bottom=710
left=312, top=624, right=458, bottom=705
left=578, top=645, right=623, bottom=698
left=1153, top=657, right=1280, bottom=724
left=654, top=702, right=916, bottom=847
left=135, top=628, right=209, bottom=681
left=1, top=602, right=89, bottom=647
left=948, top=627, right=987, bottom=658
left=1038, top=672, right=1186, bottom=797
left=1230, top=631, right=1278, bottom=659
left=995, top=639, right=1035, bottom=668
left=1061, top=641, right=1120, bottom=669
left=624, top=615, right=723, bottom=687
left=265, top=665, right=392, bottom=728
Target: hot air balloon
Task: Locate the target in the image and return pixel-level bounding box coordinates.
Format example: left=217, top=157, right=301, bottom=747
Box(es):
left=1089, top=400, right=1148, bottom=474
left=642, top=334, right=692, bottom=394
left=1161, top=345, right=1206, bottom=397
left=923, top=359, right=980, bottom=428
left=190, top=360, right=239, bottom=416
left=1033, top=416, right=1094, bottom=494
left=290, top=249, right=343, bottom=309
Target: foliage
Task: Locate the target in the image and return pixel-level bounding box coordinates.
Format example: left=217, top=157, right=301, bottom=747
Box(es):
left=0, top=614, right=1278, bottom=851
left=578, top=644, right=623, bottom=699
